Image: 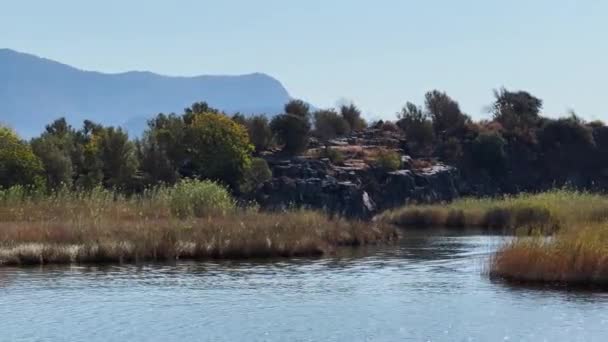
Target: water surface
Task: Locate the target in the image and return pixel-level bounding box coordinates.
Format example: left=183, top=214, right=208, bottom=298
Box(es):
left=1, top=232, right=607, bottom=341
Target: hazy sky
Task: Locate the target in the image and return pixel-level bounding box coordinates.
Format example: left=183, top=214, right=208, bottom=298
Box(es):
left=2, top=0, right=607, bottom=121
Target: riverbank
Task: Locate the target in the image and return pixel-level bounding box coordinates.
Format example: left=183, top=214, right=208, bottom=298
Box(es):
left=379, top=190, right=608, bottom=287
left=0, top=183, right=397, bottom=266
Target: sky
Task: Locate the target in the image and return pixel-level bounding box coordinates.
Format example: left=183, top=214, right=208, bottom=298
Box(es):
left=2, top=0, right=607, bottom=121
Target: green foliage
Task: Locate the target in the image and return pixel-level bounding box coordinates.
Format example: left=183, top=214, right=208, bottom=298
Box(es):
left=340, top=103, right=367, bottom=131
left=0, top=125, right=45, bottom=189
left=270, top=113, right=311, bottom=155
left=492, top=88, right=543, bottom=133
left=31, top=119, right=75, bottom=189
left=167, top=179, right=235, bottom=218
left=424, top=90, right=469, bottom=138
left=97, top=127, right=139, bottom=190
left=320, top=147, right=345, bottom=165
left=284, top=99, right=310, bottom=118
left=472, top=131, right=507, bottom=174
left=244, top=115, right=273, bottom=152
left=313, top=109, right=351, bottom=141
left=374, top=149, right=402, bottom=171
left=186, top=112, right=254, bottom=187
left=397, top=102, right=435, bottom=154
left=240, top=157, right=273, bottom=193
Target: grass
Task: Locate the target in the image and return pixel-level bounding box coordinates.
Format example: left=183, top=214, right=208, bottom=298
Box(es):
left=489, top=223, right=608, bottom=287
left=0, top=182, right=397, bottom=266
left=378, top=189, right=608, bottom=232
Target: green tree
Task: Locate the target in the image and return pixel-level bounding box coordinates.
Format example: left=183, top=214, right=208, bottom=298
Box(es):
left=492, top=88, right=543, bottom=133
left=284, top=99, right=310, bottom=119
left=185, top=112, right=254, bottom=187
left=245, top=115, right=273, bottom=152
left=313, top=109, right=351, bottom=141
left=472, top=131, right=507, bottom=176
left=270, top=113, right=311, bottom=155
left=240, top=157, right=272, bottom=193
left=98, top=127, right=140, bottom=190
left=397, top=102, right=435, bottom=155
left=0, top=125, right=44, bottom=188
left=424, top=90, right=469, bottom=138
left=31, top=118, right=75, bottom=189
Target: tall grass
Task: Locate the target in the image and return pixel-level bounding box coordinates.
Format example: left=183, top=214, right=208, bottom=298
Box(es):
left=0, top=180, right=397, bottom=265
left=378, top=189, right=608, bottom=232
left=489, top=223, right=608, bottom=286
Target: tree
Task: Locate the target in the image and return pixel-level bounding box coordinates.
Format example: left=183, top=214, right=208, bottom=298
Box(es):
left=313, top=109, right=351, bottom=141
left=397, top=102, right=435, bottom=155
left=97, top=127, right=139, bottom=190
left=185, top=113, right=254, bottom=187
left=245, top=115, right=273, bottom=152
left=492, top=88, right=543, bottom=132
left=240, top=157, right=272, bottom=194
left=0, top=126, right=44, bottom=188
left=340, top=103, right=367, bottom=131
left=471, top=131, right=507, bottom=176
left=31, top=118, right=75, bottom=189
left=270, top=113, right=311, bottom=155
left=284, top=99, right=310, bottom=119
left=424, top=90, right=469, bottom=138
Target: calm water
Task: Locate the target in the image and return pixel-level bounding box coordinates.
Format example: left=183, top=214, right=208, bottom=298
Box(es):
left=1, top=233, right=608, bottom=342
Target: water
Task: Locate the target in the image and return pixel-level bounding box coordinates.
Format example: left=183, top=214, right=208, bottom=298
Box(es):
left=1, top=232, right=607, bottom=342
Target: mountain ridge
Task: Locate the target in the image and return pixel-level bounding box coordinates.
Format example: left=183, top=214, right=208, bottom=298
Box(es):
left=0, top=48, right=293, bottom=137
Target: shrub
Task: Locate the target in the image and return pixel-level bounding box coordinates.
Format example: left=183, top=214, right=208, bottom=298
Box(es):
left=167, top=179, right=235, bottom=218
left=313, top=109, right=351, bottom=141
left=270, top=114, right=311, bottom=155
left=240, top=158, right=273, bottom=194
left=340, top=103, right=367, bottom=131
left=320, top=147, right=345, bottom=165
left=0, top=126, right=45, bottom=189
left=471, top=131, right=507, bottom=175
left=185, top=113, right=254, bottom=187
left=374, top=149, right=402, bottom=171
left=245, top=115, right=273, bottom=152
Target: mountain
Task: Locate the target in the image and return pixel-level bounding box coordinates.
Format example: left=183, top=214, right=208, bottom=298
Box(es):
left=0, top=49, right=293, bottom=137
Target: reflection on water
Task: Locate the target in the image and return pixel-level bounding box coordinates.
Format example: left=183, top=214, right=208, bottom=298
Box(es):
left=1, top=232, right=607, bottom=342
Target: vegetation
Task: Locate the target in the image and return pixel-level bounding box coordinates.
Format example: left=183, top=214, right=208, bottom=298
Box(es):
left=0, top=125, right=45, bottom=189
left=374, top=149, right=402, bottom=171
left=489, top=223, right=608, bottom=286
left=313, top=109, right=351, bottom=141
left=379, top=189, right=608, bottom=232
left=0, top=182, right=397, bottom=265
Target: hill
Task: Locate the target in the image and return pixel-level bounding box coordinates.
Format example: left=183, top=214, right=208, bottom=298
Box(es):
left=0, top=49, right=292, bottom=137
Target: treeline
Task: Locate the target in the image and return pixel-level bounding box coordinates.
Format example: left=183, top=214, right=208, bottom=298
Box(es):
left=2, top=88, right=608, bottom=195
left=0, top=99, right=366, bottom=193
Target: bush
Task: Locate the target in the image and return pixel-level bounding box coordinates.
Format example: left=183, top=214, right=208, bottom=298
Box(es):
left=270, top=114, right=311, bottom=155
left=245, top=115, right=273, bottom=152
left=240, top=158, right=273, bottom=194
left=471, top=131, right=507, bottom=174
left=185, top=113, right=254, bottom=187
left=314, top=109, right=351, bottom=141
left=374, top=149, right=402, bottom=171
left=0, top=126, right=45, bottom=189
left=320, top=147, right=345, bottom=165
left=340, top=103, right=367, bottom=131
left=168, top=179, right=235, bottom=218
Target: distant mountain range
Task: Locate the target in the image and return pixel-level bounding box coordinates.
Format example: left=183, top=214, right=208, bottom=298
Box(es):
left=0, top=48, right=293, bottom=137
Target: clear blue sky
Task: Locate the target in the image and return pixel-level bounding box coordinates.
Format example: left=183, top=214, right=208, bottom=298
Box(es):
left=2, top=0, right=607, bottom=121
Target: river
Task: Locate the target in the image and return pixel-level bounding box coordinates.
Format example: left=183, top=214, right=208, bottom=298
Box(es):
left=1, top=232, right=607, bottom=341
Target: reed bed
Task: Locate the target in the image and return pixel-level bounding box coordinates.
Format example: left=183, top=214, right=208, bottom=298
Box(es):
left=378, top=189, right=608, bottom=232
left=489, top=223, right=608, bottom=287
left=0, top=183, right=397, bottom=266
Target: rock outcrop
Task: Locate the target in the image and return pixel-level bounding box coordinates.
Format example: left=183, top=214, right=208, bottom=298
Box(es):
left=252, top=129, right=463, bottom=219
